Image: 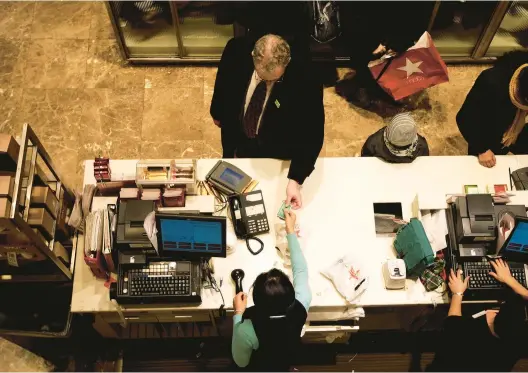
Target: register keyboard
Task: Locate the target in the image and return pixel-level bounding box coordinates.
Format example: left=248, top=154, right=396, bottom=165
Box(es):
left=113, top=260, right=202, bottom=305
left=463, top=260, right=526, bottom=290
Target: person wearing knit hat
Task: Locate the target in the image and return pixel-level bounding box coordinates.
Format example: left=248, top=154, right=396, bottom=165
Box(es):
left=361, top=112, right=429, bottom=163
left=457, top=50, right=528, bottom=168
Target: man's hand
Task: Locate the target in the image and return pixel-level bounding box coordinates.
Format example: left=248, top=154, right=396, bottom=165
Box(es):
left=373, top=44, right=386, bottom=55
left=478, top=149, right=496, bottom=168
left=233, top=292, right=247, bottom=315
left=286, top=179, right=302, bottom=210
left=489, top=259, right=515, bottom=286
left=448, top=269, right=469, bottom=294
left=213, top=119, right=221, bottom=128
left=284, top=209, right=296, bottom=234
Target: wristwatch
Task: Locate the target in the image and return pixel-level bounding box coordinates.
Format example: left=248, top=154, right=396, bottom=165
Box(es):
left=453, top=292, right=464, bottom=297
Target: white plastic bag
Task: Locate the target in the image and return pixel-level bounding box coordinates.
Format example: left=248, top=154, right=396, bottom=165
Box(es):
left=143, top=211, right=158, bottom=253
left=321, top=255, right=369, bottom=303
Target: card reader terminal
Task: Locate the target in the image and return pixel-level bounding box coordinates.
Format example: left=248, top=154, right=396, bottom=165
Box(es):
left=205, top=161, right=252, bottom=195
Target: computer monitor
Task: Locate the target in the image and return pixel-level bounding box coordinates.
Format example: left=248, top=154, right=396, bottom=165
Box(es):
left=499, top=216, right=528, bottom=263
left=155, top=213, right=227, bottom=259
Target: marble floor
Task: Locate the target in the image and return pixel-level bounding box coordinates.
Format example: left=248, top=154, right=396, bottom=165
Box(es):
left=0, top=1, right=486, bottom=193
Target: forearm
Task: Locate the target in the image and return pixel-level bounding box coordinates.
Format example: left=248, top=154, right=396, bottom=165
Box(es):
left=287, top=81, right=324, bottom=184
left=448, top=295, right=463, bottom=316
left=232, top=314, right=252, bottom=367
left=506, top=278, right=528, bottom=300
left=287, top=233, right=312, bottom=310
left=456, top=75, right=493, bottom=154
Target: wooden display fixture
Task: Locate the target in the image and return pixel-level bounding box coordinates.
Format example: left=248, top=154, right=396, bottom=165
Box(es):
left=0, top=124, right=75, bottom=282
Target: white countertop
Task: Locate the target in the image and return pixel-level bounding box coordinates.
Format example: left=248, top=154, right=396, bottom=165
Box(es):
left=72, top=155, right=525, bottom=314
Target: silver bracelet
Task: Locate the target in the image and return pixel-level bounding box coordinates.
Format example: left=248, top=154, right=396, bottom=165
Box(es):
left=453, top=292, right=464, bottom=297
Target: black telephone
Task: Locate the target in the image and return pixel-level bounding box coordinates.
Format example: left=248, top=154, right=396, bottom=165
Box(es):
left=228, top=190, right=269, bottom=255
left=511, top=167, right=528, bottom=190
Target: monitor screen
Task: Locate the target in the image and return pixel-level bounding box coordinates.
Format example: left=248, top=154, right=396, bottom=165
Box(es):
left=503, top=219, right=528, bottom=255
left=156, top=215, right=226, bottom=258
left=220, top=168, right=243, bottom=186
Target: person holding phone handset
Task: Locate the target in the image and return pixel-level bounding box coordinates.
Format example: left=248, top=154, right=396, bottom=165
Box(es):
left=231, top=209, right=311, bottom=371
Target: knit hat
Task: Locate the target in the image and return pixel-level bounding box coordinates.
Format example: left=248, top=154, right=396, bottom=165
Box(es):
left=383, top=113, right=419, bottom=157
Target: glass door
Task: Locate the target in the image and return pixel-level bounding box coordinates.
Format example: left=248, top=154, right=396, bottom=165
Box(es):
left=173, top=2, right=235, bottom=58
left=429, top=1, right=498, bottom=58
left=109, top=1, right=180, bottom=58
left=485, top=1, right=528, bottom=56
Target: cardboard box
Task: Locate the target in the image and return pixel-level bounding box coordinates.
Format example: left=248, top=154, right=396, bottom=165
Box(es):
left=0, top=175, right=14, bottom=199
left=23, top=161, right=48, bottom=186
left=0, top=135, right=20, bottom=172
left=0, top=197, right=18, bottom=235
left=32, top=228, right=48, bottom=245
left=0, top=197, right=11, bottom=219
left=53, top=241, right=70, bottom=264
left=28, top=207, right=54, bottom=240
left=31, top=186, right=58, bottom=219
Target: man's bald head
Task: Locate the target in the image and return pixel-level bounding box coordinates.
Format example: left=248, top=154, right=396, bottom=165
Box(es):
left=252, top=34, right=291, bottom=82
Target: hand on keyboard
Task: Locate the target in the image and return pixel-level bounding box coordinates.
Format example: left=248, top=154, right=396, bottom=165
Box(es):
left=465, top=259, right=526, bottom=290
left=449, top=269, right=469, bottom=294
left=489, top=259, right=514, bottom=285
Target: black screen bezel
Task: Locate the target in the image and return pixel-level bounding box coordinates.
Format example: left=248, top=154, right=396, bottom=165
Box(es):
left=499, top=216, right=528, bottom=264
left=155, top=213, right=227, bottom=260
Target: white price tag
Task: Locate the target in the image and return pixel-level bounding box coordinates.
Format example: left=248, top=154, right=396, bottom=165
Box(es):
left=7, top=252, right=18, bottom=267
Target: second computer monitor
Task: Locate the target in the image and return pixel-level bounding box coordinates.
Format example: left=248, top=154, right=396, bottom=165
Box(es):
left=155, top=213, right=227, bottom=259
left=499, top=216, right=528, bottom=264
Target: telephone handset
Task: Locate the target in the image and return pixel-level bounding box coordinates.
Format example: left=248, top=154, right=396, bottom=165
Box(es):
left=228, top=190, right=269, bottom=255
left=511, top=167, right=528, bottom=190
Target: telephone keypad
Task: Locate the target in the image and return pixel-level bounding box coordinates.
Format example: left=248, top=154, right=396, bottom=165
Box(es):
left=248, top=218, right=269, bottom=234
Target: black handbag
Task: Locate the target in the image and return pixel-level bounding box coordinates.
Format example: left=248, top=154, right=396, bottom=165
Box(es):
left=309, top=1, right=341, bottom=43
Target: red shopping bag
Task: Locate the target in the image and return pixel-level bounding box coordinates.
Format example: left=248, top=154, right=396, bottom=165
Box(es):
left=369, top=32, right=449, bottom=101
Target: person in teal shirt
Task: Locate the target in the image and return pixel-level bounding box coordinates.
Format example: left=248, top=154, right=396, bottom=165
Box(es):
left=232, top=209, right=311, bottom=371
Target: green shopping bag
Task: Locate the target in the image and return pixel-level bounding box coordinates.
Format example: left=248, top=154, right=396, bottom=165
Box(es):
left=394, top=218, right=435, bottom=277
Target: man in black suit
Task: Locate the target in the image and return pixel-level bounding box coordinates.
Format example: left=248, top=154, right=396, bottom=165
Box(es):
left=210, top=35, right=324, bottom=209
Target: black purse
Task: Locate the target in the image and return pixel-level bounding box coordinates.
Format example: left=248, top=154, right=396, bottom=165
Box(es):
left=309, top=1, right=341, bottom=43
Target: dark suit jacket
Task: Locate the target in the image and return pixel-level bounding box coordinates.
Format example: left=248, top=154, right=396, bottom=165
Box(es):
left=457, top=52, right=528, bottom=156
left=210, top=37, right=324, bottom=185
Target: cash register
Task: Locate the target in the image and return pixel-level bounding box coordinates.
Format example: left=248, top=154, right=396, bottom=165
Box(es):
left=447, top=194, right=527, bottom=300
left=110, top=213, right=227, bottom=305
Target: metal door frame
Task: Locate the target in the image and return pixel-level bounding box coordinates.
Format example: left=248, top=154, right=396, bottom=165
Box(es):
left=472, top=1, right=513, bottom=58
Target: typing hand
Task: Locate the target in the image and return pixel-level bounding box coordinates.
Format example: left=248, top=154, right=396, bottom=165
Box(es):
left=286, top=179, right=302, bottom=210
left=478, top=150, right=496, bottom=168
left=284, top=209, right=296, bottom=235
left=448, top=269, right=469, bottom=294
left=489, top=259, right=515, bottom=285
left=233, top=292, right=247, bottom=315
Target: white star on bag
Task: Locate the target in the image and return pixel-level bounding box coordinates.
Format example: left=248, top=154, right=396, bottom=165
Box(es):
left=397, top=58, right=423, bottom=78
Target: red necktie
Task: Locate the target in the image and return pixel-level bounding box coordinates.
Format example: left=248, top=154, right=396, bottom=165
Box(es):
left=243, top=81, right=267, bottom=139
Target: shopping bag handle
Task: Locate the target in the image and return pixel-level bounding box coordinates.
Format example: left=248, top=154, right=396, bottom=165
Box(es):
left=375, top=55, right=395, bottom=82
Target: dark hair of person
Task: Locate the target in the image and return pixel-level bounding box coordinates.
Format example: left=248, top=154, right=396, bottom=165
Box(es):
left=518, top=67, right=528, bottom=103
left=494, top=50, right=528, bottom=72
left=252, top=268, right=295, bottom=316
